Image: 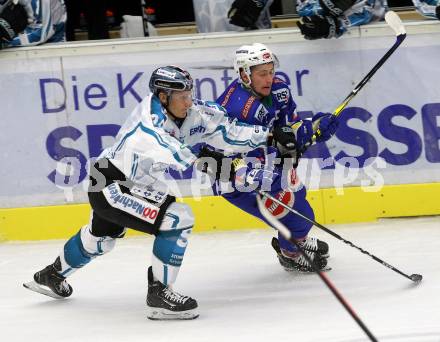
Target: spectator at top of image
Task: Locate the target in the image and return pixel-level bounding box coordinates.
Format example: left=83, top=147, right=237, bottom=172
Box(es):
left=0, top=0, right=66, bottom=49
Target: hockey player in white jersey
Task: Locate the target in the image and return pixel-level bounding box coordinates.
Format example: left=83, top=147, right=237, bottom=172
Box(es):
left=24, top=65, right=298, bottom=320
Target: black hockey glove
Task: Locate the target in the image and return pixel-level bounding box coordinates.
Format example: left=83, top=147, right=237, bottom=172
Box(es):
left=319, top=0, right=356, bottom=17
left=271, top=125, right=298, bottom=156
left=0, top=2, right=28, bottom=41
left=228, top=0, right=265, bottom=28
left=196, top=146, right=228, bottom=181
left=297, top=15, right=341, bottom=40
left=436, top=6, right=440, bottom=20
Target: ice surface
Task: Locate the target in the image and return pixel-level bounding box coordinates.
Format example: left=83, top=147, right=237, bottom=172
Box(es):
left=1, top=216, right=439, bottom=342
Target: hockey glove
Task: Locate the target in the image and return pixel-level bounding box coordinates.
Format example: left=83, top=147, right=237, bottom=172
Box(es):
left=232, top=158, right=276, bottom=190
left=196, top=145, right=227, bottom=181
left=312, top=112, right=339, bottom=142
left=436, top=6, right=440, bottom=20
left=297, top=15, right=342, bottom=40
left=15, top=0, right=34, bottom=23
left=271, top=125, right=298, bottom=156
left=0, top=1, right=28, bottom=41
left=228, top=0, right=265, bottom=28
left=318, top=0, right=356, bottom=16
left=291, top=119, right=314, bottom=149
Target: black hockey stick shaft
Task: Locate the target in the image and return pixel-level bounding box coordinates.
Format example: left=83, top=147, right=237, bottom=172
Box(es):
left=256, top=195, right=378, bottom=342
left=299, top=32, right=407, bottom=154
left=332, top=33, right=406, bottom=118
left=259, top=190, right=422, bottom=283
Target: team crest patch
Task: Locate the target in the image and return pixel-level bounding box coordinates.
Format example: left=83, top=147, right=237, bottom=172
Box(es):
left=264, top=190, right=294, bottom=219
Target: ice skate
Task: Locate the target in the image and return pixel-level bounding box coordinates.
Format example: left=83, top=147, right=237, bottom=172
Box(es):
left=272, top=237, right=331, bottom=272
left=300, top=236, right=329, bottom=258
left=146, top=266, right=198, bottom=320
left=23, top=257, right=73, bottom=299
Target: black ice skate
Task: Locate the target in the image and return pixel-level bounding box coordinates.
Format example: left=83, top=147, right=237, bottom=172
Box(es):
left=300, top=236, right=329, bottom=258
left=23, top=257, right=73, bottom=299
left=146, top=266, right=198, bottom=320
left=271, top=237, right=330, bottom=273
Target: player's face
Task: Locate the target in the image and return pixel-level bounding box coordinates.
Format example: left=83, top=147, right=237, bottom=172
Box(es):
left=168, top=90, right=193, bottom=119
left=250, top=63, right=275, bottom=97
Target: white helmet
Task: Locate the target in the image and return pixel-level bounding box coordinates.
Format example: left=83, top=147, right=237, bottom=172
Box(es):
left=233, top=43, right=279, bottom=86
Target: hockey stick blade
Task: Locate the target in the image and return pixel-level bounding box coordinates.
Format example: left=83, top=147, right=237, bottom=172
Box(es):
left=410, top=274, right=423, bottom=283
left=258, top=191, right=422, bottom=284
left=256, top=194, right=378, bottom=342
left=385, top=11, right=406, bottom=36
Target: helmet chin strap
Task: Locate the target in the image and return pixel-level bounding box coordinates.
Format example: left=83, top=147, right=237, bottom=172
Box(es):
left=242, top=80, right=265, bottom=99
left=251, top=87, right=266, bottom=99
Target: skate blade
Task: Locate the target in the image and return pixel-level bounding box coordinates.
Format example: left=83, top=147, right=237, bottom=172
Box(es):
left=147, top=307, right=199, bottom=321
left=283, top=265, right=332, bottom=273
left=23, top=281, right=66, bottom=300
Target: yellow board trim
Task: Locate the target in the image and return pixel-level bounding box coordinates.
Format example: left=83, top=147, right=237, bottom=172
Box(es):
left=1, top=182, right=439, bottom=241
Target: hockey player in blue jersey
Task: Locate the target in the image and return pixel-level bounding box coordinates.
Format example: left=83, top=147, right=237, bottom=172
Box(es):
left=216, top=43, right=339, bottom=272
left=295, top=0, right=388, bottom=40
left=24, top=65, right=299, bottom=320
left=0, top=0, right=65, bottom=48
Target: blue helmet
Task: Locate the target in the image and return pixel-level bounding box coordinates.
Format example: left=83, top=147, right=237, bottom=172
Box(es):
left=149, top=65, right=193, bottom=96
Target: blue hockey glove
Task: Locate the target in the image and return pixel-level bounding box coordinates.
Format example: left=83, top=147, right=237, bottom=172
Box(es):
left=232, top=158, right=277, bottom=190
left=312, top=112, right=339, bottom=142
left=290, top=119, right=314, bottom=148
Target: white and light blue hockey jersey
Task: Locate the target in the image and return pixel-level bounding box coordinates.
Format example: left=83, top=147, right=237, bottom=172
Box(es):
left=296, top=0, right=388, bottom=36
left=103, top=94, right=269, bottom=188
left=7, top=0, right=66, bottom=47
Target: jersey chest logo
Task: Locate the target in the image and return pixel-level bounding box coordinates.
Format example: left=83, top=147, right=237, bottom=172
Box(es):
left=189, top=125, right=206, bottom=135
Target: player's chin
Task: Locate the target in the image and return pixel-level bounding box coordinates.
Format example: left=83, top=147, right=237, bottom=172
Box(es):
left=261, top=89, right=271, bottom=97
left=176, top=111, right=188, bottom=119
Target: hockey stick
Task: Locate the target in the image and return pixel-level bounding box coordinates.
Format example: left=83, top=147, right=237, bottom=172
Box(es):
left=259, top=190, right=423, bottom=283
left=256, top=195, right=378, bottom=342
left=299, top=11, right=407, bottom=154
